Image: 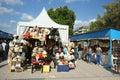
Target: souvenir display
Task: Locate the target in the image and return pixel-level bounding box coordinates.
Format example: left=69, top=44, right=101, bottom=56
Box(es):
left=8, top=26, right=76, bottom=73
left=8, top=36, right=27, bottom=72
left=112, top=40, right=120, bottom=73
left=31, top=46, right=51, bottom=73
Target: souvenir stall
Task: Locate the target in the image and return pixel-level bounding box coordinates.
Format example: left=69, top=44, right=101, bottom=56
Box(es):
left=16, top=25, right=61, bottom=73
left=70, top=28, right=120, bottom=72
left=15, top=8, right=69, bottom=73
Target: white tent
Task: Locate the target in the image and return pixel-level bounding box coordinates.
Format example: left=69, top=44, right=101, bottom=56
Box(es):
left=17, top=8, right=69, bottom=43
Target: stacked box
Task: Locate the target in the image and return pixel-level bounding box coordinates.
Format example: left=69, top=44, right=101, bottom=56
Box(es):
left=42, top=65, right=50, bottom=73
left=57, top=65, right=69, bottom=72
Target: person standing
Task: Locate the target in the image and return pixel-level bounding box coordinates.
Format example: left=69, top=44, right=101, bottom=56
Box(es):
left=87, top=46, right=92, bottom=63
left=63, top=44, right=68, bottom=55
left=2, top=39, right=7, bottom=60
left=74, top=42, right=79, bottom=61
left=96, top=45, right=102, bottom=65
left=0, top=39, right=3, bottom=62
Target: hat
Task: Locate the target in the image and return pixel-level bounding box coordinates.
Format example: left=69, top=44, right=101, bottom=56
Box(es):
left=38, top=48, right=44, bottom=52
left=9, top=41, right=14, bottom=47
left=10, top=47, right=14, bottom=51
left=32, top=49, right=37, bottom=53
left=13, top=34, right=17, bottom=37
left=71, top=49, right=74, bottom=52
left=29, top=28, right=33, bottom=32
left=42, top=50, right=47, bottom=54
left=32, top=53, right=36, bottom=56
left=60, top=52, right=64, bottom=57
left=32, top=47, right=38, bottom=53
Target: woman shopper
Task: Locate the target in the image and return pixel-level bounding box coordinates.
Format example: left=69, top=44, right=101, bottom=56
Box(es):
left=95, top=45, right=102, bottom=65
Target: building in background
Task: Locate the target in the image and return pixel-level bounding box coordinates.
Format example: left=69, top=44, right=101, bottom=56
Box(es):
left=74, top=26, right=89, bottom=35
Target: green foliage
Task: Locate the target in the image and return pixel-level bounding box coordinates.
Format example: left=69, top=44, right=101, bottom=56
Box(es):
left=90, top=0, right=120, bottom=31
left=47, top=6, right=76, bottom=36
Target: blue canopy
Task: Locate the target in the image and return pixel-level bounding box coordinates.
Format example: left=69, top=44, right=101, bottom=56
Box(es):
left=70, top=28, right=120, bottom=41
left=0, top=30, right=13, bottom=39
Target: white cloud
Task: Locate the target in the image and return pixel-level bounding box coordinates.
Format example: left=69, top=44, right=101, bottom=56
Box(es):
left=10, top=20, right=16, bottom=24
left=0, top=6, right=14, bottom=15
left=0, top=21, right=17, bottom=34
left=74, top=18, right=96, bottom=31
left=0, top=23, right=10, bottom=28
left=4, top=0, right=23, bottom=5
left=0, top=6, right=20, bottom=15
left=89, top=18, right=96, bottom=22
left=21, top=13, right=34, bottom=21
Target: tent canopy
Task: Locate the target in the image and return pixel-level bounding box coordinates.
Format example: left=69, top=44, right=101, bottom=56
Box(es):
left=0, top=30, right=13, bottom=39
left=70, top=28, right=120, bottom=41
left=17, top=8, right=69, bottom=43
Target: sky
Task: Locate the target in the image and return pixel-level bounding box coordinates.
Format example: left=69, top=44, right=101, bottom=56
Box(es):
left=0, top=0, right=116, bottom=34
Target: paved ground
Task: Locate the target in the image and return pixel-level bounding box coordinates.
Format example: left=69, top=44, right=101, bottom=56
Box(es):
left=0, top=59, right=120, bottom=80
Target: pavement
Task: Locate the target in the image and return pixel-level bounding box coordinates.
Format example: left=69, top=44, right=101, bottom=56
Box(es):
left=0, top=59, right=120, bottom=80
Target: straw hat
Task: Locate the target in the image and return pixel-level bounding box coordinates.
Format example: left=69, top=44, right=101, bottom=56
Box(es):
left=42, top=50, right=47, bottom=54
left=32, top=47, right=38, bottom=53
left=9, top=41, right=14, bottom=47
left=71, top=49, right=74, bottom=53
left=60, top=52, right=64, bottom=57
left=13, top=34, right=17, bottom=37
left=29, top=28, right=33, bottom=32
left=38, top=48, right=44, bottom=53
left=32, top=53, right=36, bottom=57
left=9, top=46, right=14, bottom=51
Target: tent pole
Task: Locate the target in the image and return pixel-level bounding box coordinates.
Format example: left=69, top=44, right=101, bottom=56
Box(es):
left=109, top=37, right=112, bottom=68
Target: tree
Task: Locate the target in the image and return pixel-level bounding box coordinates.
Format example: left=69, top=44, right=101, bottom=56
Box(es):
left=90, top=0, right=120, bottom=31
left=103, top=0, right=120, bottom=29
left=47, top=6, right=76, bottom=36
left=90, top=15, right=105, bottom=31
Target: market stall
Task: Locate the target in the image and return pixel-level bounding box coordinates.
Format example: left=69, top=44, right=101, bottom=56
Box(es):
left=70, top=28, right=120, bottom=72
left=11, top=8, right=71, bottom=73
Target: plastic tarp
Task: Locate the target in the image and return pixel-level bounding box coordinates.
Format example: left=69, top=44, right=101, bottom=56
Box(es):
left=17, top=8, right=69, bottom=43
left=70, top=28, right=120, bottom=41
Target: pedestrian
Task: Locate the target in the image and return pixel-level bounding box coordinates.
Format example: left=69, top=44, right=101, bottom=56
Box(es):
left=2, top=40, right=7, bottom=60
left=82, top=45, right=88, bottom=61
left=87, top=46, right=92, bottom=63
left=95, top=45, right=102, bottom=65
left=0, top=39, right=3, bottom=62
left=78, top=44, right=83, bottom=60
left=74, top=42, right=79, bottom=61
left=63, top=44, right=68, bottom=55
